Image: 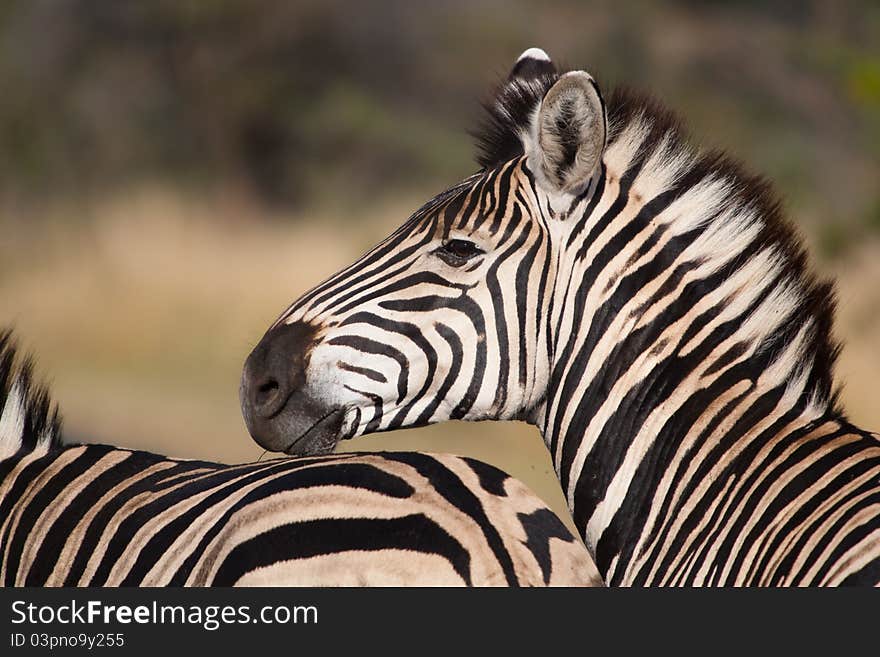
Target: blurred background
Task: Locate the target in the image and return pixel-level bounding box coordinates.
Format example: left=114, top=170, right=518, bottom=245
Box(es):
left=1, top=0, right=878, bottom=531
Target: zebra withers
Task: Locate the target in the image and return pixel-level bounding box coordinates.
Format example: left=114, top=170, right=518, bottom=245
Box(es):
left=241, top=48, right=880, bottom=585
left=0, top=330, right=599, bottom=586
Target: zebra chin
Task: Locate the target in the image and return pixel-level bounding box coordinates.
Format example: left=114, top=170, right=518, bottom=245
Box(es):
left=241, top=388, right=346, bottom=456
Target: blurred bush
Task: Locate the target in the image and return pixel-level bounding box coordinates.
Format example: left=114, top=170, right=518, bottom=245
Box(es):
left=0, top=0, right=877, bottom=235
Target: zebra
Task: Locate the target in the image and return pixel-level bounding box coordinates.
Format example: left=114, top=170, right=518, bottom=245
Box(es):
left=0, top=330, right=599, bottom=586
left=240, top=48, right=880, bottom=586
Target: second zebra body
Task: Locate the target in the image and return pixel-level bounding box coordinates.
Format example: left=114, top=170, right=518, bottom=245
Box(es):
left=0, top=331, right=598, bottom=586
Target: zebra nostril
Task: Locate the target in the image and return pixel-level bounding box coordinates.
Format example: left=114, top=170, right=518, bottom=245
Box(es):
left=253, top=377, right=284, bottom=416
left=257, top=379, right=279, bottom=398
left=242, top=321, right=319, bottom=426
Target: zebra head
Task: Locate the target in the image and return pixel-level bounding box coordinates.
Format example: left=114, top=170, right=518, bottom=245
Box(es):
left=241, top=48, right=606, bottom=455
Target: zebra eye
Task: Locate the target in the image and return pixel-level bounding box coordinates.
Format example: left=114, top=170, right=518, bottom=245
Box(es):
left=435, top=239, right=484, bottom=266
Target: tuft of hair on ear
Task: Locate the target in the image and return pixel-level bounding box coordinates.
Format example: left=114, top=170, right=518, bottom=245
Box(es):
left=471, top=48, right=561, bottom=171
left=472, top=77, right=559, bottom=171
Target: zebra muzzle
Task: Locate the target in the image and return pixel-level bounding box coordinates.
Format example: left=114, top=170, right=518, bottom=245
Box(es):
left=240, top=321, right=343, bottom=455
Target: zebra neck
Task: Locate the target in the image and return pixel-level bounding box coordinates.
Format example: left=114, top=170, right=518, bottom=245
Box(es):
left=539, top=349, right=836, bottom=575
left=536, top=157, right=839, bottom=581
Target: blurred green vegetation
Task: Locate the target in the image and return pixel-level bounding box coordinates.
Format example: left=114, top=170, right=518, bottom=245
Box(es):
left=0, top=0, right=877, bottom=252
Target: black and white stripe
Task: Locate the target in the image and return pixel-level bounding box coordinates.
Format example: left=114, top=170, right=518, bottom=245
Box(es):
left=243, top=48, right=880, bottom=586
left=0, top=330, right=599, bottom=586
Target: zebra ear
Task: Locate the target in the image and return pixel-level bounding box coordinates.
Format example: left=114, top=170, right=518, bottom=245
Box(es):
left=529, top=71, right=606, bottom=195
left=509, top=47, right=556, bottom=80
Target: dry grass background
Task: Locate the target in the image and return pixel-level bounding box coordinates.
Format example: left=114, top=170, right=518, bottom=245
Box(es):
left=2, top=186, right=879, bottom=533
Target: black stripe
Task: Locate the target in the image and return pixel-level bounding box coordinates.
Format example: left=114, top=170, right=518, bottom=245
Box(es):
left=381, top=452, right=519, bottom=586
left=799, top=489, right=880, bottom=586
left=345, top=385, right=384, bottom=433
left=626, top=385, right=787, bottom=585
left=485, top=216, right=530, bottom=412
left=487, top=163, right=515, bottom=235
left=414, top=323, right=463, bottom=425
left=70, top=459, right=293, bottom=585
left=338, top=312, right=438, bottom=430
left=709, top=427, right=863, bottom=585
left=4, top=448, right=108, bottom=584
left=290, top=214, right=426, bottom=313
left=379, top=295, right=487, bottom=420
left=518, top=508, right=579, bottom=585
left=144, top=461, right=417, bottom=586
left=514, top=220, right=542, bottom=388
left=327, top=335, right=409, bottom=404
left=565, top=163, right=607, bottom=248
left=334, top=271, right=472, bottom=316
left=211, top=514, right=472, bottom=586
left=337, top=361, right=386, bottom=383
left=839, top=555, right=880, bottom=586
left=462, top=457, right=510, bottom=497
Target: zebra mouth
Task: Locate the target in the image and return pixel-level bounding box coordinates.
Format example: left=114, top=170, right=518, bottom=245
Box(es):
left=241, top=319, right=342, bottom=456
left=241, top=379, right=345, bottom=456
left=282, top=408, right=345, bottom=456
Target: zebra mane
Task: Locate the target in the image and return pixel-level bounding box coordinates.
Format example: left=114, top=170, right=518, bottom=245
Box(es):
left=605, top=87, right=842, bottom=411
left=474, top=70, right=559, bottom=171
left=474, top=74, right=842, bottom=411
left=0, top=329, right=63, bottom=460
